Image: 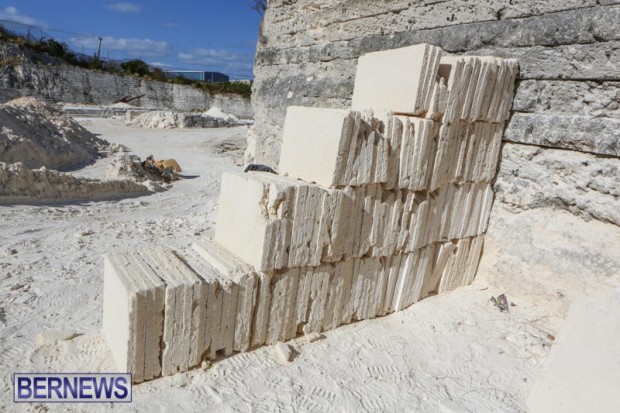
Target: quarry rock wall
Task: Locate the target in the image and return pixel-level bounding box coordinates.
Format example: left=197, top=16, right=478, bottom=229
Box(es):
left=0, top=42, right=253, bottom=118
left=249, top=0, right=620, bottom=229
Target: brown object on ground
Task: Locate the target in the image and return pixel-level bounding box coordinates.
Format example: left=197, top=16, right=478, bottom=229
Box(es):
left=155, top=159, right=182, bottom=172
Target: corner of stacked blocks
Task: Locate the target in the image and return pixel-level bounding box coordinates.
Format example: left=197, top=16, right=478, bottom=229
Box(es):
left=101, top=43, right=519, bottom=383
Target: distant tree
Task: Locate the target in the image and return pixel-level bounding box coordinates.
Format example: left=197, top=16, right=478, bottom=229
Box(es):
left=252, top=0, right=267, bottom=14
left=120, top=59, right=151, bottom=77
left=151, top=67, right=168, bottom=82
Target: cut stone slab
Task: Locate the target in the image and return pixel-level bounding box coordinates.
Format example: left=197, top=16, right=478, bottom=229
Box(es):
left=397, top=116, right=438, bottom=192
left=527, top=285, right=620, bottom=413
left=174, top=247, right=229, bottom=360
left=279, top=106, right=354, bottom=188
left=439, top=55, right=519, bottom=124
left=102, top=250, right=165, bottom=383
left=192, top=240, right=258, bottom=354
left=430, top=121, right=503, bottom=191
left=279, top=107, right=393, bottom=188
left=214, top=171, right=296, bottom=272
left=437, top=236, right=485, bottom=294
left=352, top=43, right=442, bottom=117
left=137, top=247, right=206, bottom=376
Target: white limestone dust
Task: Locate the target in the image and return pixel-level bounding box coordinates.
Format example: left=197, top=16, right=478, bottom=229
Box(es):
left=99, top=45, right=524, bottom=387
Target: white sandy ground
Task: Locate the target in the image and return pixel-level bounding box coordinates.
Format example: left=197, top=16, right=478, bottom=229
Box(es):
left=1, top=118, right=619, bottom=412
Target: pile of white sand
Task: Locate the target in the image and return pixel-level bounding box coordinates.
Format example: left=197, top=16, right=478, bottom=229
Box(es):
left=0, top=161, right=151, bottom=204
left=128, top=109, right=246, bottom=129
left=204, top=106, right=239, bottom=122
left=0, top=97, right=109, bottom=171
left=128, top=111, right=186, bottom=129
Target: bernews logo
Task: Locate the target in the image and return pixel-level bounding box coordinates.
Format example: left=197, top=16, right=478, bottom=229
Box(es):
left=13, top=373, right=132, bottom=403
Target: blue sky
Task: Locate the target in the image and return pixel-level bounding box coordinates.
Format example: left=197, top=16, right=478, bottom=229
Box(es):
left=0, top=1, right=262, bottom=79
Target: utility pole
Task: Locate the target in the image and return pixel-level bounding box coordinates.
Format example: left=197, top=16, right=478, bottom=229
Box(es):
left=96, top=37, right=103, bottom=60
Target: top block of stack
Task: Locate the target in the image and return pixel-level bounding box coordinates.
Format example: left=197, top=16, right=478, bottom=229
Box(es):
left=352, top=44, right=442, bottom=117
left=428, top=55, right=519, bottom=124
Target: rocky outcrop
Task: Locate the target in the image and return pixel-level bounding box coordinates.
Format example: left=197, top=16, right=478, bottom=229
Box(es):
left=0, top=42, right=253, bottom=118
left=249, top=0, right=620, bottom=232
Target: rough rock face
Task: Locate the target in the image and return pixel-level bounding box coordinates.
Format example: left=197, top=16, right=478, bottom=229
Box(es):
left=0, top=97, right=108, bottom=171
left=495, top=143, right=619, bottom=226
left=0, top=42, right=253, bottom=118
left=249, top=0, right=620, bottom=241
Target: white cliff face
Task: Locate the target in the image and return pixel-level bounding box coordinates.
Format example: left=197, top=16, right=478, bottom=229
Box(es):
left=0, top=42, right=253, bottom=118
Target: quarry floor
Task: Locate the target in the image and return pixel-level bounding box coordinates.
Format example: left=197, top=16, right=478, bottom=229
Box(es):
left=1, top=119, right=619, bottom=412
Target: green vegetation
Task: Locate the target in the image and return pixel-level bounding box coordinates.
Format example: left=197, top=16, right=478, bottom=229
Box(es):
left=0, top=27, right=252, bottom=98
left=120, top=59, right=151, bottom=77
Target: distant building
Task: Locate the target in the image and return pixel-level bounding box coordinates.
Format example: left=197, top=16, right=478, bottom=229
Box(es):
left=165, top=71, right=229, bottom=83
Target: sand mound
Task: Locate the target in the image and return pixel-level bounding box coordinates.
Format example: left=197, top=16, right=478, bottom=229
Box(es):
left=128, top=111, right=185, bottom=129
left=204, top=106, right=239, bottom=122
left=128, top=110, right=245, bottom=129
left=0, top=162, right=152, bottom=204
left=0, top=97, right=108, bottom=171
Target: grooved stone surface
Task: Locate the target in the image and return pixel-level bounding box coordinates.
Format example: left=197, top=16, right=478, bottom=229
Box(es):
left=504, top=114, right=620, bottom=156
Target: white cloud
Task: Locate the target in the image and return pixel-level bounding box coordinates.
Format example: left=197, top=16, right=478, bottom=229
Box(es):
left=178, top=48, right=254, bottom=73
left=70, top=36, right=171, bottom=58
left=0, top=6, right=44, bottom=26
left=106, top=2, right=141, bottom=13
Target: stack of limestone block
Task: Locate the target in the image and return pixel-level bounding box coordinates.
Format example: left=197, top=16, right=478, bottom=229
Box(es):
left=102, top=44, right=518, bottom=383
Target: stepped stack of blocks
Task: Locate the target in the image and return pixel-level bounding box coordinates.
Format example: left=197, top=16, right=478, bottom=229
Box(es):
left=102, top=44, right=518, bottom=383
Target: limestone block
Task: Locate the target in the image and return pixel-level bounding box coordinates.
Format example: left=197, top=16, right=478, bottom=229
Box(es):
left=137, top=248, right=206, bottom=375
left=192, top=240, right=258, bottom=353
left=397, top=117, right=438, bottom=191
left=279, top=106, right=353, bottom=187
left=391, top=245, right=437, bottom=312
left=266, top=268, right=300, bottom=344
left=214, top=172, right=295, bottom=271
left=303, top=265, right=334, bottom=334
left=438, top=56, right=519, bottom=124
left=330, top=259, right=355, bottom=327
left=287, top=182, right=328, bottom=268
left=351, top=44, right=442, bottom=116
left=437, top=236, right=485, bottom=294
left=252, top=271, right=273, bottom=347
left=430, top=121, right=503, bottom=191
left=279, top=107, right=394, bottom=188
left=381, top=255, right=402, bottom=316
left=103, top=251, right=165, bottom=383
left=216, top=171, right=371, bottom=270
left=528, top=289, right=620, bottom=413
left=350, top=257, right=383, bottom=321
left=174, top=247, right=228, bottom=360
